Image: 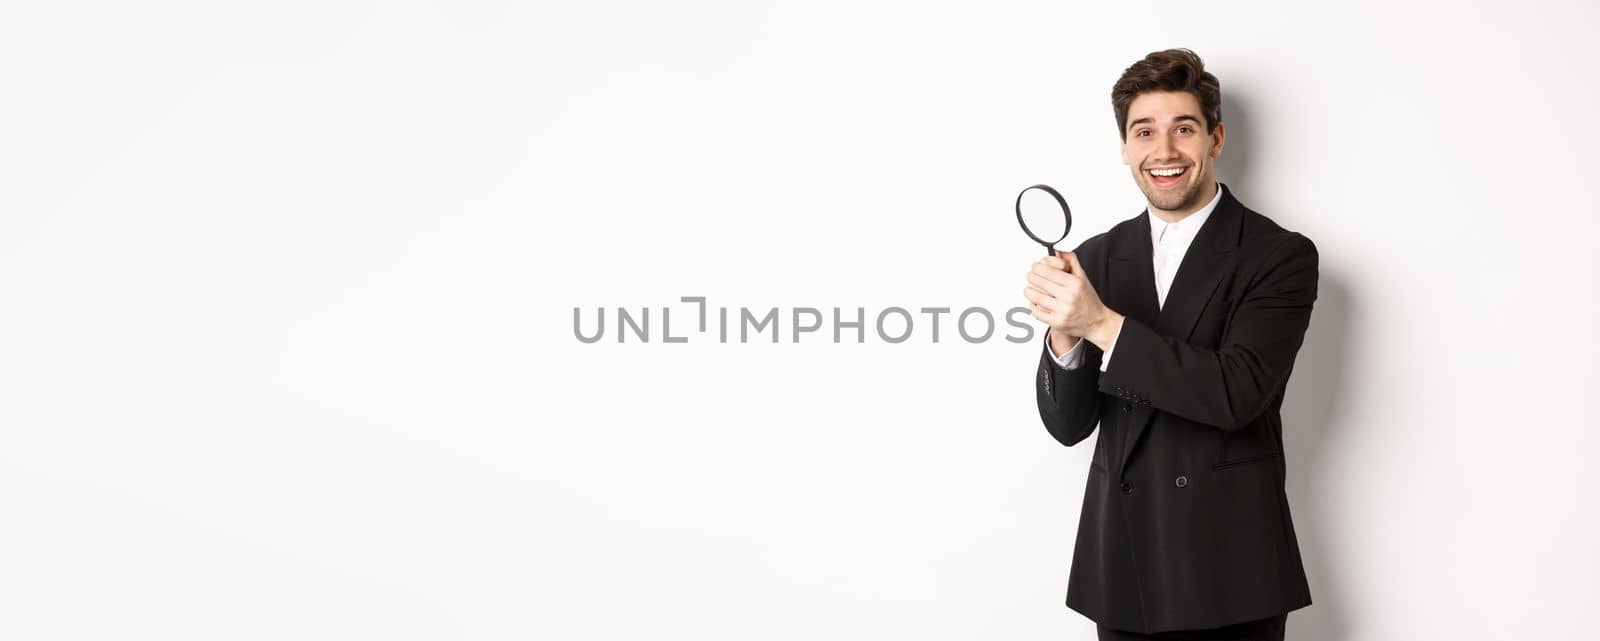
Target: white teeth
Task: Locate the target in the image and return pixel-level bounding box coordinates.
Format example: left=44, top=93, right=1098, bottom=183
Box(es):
left=1150, top=167, right=1186, bottom=177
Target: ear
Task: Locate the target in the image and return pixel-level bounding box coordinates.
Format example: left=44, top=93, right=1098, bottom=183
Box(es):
left=1120, top=131, right=1132, bottom=166
left=1209, top=121, right=1227, bottom=158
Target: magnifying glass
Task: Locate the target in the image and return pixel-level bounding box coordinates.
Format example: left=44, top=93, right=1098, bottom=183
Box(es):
left=1015, top=184, right=1072, bottom=256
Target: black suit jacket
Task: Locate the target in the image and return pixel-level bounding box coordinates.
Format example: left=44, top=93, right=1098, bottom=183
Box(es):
left=1035, top=183, right=1316, bottom=633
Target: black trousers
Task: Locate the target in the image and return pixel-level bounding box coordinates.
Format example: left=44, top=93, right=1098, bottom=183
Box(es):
left=1096, top=614, right=1287, bottom=641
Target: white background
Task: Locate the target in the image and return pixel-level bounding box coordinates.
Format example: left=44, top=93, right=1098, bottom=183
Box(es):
left=2, top=1, right=1596, bottom=639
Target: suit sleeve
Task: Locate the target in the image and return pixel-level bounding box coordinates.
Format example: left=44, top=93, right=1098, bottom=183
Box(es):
left=1037, top=330, right=1104, bottom=447
left=1097, top=233, right=1319, bottom=431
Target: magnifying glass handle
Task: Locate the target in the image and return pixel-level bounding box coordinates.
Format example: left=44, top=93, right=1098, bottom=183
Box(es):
left=1045, top=246, right=1055, bottom=258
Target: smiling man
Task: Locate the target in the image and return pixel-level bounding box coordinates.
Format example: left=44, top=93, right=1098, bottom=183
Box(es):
left=1022, top=49, right=1317, bottom=640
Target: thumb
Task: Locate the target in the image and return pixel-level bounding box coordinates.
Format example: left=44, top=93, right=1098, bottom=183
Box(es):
left=1061, top=251, right=1087, bottom=279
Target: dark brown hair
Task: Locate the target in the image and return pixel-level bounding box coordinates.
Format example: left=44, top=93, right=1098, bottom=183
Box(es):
left=1111, top=48, right=1222, bottom=141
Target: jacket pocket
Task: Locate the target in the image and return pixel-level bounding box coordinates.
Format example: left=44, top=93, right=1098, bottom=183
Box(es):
left=1212, top=452, right=1279, bottom=470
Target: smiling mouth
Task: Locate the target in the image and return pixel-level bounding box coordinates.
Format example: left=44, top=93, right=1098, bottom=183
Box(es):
left=1146, top=166, right=1188, bottom=187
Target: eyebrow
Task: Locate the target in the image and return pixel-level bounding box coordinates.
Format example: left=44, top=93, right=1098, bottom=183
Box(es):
left=1128, top=114, right=1203, bottom=131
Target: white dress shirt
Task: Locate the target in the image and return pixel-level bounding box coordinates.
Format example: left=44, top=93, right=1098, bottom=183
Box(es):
left=1049, top=182, right=1223, bottom=371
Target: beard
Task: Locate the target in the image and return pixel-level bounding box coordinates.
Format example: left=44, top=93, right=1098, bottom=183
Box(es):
left=1139, top=168, right=1208, bottom=213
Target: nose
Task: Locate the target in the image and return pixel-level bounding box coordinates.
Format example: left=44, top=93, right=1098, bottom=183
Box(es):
left=1154, top=131, right=1180, bottom=161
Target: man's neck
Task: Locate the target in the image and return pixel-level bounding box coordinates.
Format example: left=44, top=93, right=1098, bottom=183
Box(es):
left=1148, top=180, right=1220, bottom=224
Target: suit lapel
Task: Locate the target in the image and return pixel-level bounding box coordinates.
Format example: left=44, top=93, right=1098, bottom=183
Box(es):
left=1111, top=183, right=1246, bottom=475
left=1153, top=185, right=1243, bottom=341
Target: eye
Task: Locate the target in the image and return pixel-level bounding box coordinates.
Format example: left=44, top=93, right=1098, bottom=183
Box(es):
left=1136, top=130, right=1150, bottom=137
left=1178, top=125, right=1193, bottom=134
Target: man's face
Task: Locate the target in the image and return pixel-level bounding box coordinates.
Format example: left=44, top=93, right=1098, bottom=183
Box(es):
left=1120, top=90, right=1225, bottom=215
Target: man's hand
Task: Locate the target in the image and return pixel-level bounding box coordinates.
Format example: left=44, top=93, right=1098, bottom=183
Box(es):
left=1023, top=250, right=1124, bottom=352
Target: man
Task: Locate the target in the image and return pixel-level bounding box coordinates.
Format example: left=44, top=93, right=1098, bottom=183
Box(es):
left=1022, top=49, right=1317, bottom=640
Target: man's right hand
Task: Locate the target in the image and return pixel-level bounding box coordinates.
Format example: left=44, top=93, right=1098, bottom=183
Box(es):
left=1025, top=252, right=1083, bottom=358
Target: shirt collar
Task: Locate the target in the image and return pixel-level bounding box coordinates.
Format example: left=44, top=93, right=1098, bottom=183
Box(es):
left=1148, top=182, right=1223, bottom=247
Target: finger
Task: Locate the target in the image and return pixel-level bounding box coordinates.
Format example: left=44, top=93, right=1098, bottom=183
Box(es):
left=1024, top=282, right=1049, bottom=305
left=1054, top=250, right=1074, bottom=273
left=1029, top=299, right=1060, bottom=323
left=1029, top=302, right=1053, bottom=323
left=1027, top=271, right=1074, bottom=299
left=1030, top=262, right=1075, bottom=288
left=1022, top=285, right=1055, bottom=311
left=1042, top=255, right=1066, bottom=271
left=1062, top=251, right=1088, bottom=280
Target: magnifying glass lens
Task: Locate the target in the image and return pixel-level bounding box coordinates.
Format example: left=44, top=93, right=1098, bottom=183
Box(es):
left=1014, top=183, right=1072, bottom=255
left=1019, top=189, right=1068, bottom=245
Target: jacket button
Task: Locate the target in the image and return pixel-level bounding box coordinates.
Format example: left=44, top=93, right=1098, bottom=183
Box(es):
left=1175, top=475, right=1188, bottom=488
left=1120, top=481, right=1134, bottom=494
left=1121, top=402, right=1133, bottom=413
